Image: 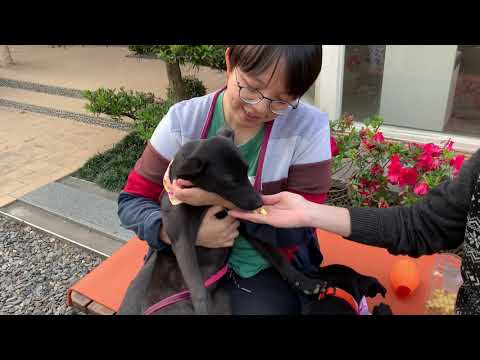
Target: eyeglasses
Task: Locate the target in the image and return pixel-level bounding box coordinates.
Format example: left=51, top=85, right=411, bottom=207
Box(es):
left=234, top=68, right=299, bottom=116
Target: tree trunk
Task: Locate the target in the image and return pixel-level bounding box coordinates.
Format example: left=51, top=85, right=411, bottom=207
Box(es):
left=165, top=61, right=186, bottom=102
left=0, top=45, right=14, bottom=67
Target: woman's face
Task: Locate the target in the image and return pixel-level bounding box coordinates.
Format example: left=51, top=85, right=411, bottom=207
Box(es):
left=223, top=48, right=298, bottom=129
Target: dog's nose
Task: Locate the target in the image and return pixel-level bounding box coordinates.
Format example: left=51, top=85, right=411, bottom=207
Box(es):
left=249, top=197, right=264, bottom=210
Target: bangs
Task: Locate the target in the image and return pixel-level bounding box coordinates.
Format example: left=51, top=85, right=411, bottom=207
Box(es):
left=229, top=45, right=323, bottom=98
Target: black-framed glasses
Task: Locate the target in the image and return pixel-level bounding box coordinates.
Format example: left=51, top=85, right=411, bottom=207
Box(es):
left=234, top=68, right=299, bottom=116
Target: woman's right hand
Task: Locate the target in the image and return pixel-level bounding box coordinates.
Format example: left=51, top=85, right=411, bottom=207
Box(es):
left=196, top=206, right=240, bottom=248
left=160, top=206, right=240, bottom=248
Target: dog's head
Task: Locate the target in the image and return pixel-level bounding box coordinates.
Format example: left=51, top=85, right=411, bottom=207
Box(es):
left=169, top=128, right=263, bottom=211
left=317, top=264, right=387, bottom=303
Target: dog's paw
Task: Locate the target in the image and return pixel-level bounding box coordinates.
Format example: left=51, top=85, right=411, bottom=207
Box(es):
left=290, top=276, right=326, bottom=295
left=372, top=303, right=394, bottom=315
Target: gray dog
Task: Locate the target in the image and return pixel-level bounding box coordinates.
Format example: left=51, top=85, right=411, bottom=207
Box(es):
left=118, top=129, right=327, bottom=315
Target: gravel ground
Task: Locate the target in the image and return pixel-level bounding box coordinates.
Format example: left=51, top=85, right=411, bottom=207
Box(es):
left=0, top=77, right=85, bottom=99
left=0, top=214, right=105, bottom=315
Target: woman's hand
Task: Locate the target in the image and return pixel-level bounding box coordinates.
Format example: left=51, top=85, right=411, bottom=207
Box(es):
left=228, top=192, right=314, bottom=228
left=170, top=178, right=236, bottom=209
left=196, top=206, right=240, bottom=248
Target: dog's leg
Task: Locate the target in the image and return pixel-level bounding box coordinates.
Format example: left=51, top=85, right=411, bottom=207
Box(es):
left=246, top=236, right=327, bottom=295
left=170, top=232, right=210, bottom=315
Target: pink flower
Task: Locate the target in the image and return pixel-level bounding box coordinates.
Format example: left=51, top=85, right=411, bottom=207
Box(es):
left=450, top=155, right=466, bottom=176
left=445, top=139, right=454, bottom=152
left=422, top=143, right=442, bottom=157
left=414, top=182, right=429, bottom=196
left=330, top=136, right=339, bottom=157
left=387, top=154, right=403, bottom=185
left=399, top=167, right=419, bottom=187
left=372, top=131, right=385, bottom=144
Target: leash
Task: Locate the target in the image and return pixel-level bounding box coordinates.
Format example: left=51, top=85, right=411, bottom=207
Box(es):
left=143, top=264, right=229, bottom=315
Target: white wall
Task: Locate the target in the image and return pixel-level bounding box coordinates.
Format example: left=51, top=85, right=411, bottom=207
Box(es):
left=379, top=45, right=458, bottom=131
left=315, top=45, right=345, bottom=122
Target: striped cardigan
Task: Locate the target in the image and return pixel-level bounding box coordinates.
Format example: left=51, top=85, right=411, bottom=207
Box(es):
left=118, top=89, right=332, bottom=273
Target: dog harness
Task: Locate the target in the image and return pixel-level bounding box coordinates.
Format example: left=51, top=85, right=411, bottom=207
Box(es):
left=143, top=264, right=229, bottom=315
left=319, top=287, right=361, bottom=314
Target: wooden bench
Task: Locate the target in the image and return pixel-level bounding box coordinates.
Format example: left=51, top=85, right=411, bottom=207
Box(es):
left=67, top=230, right=438, bottom=315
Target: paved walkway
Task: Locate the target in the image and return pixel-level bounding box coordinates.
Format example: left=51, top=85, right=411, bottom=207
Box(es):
left=0, top=45, right=226, bottom=208
left=0, top=107, right=125, bottom=207
left=2, top=45, right=226, bottom=98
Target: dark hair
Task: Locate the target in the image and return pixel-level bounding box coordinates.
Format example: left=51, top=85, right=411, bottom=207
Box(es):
left=228, top=45, right=322, bottom=99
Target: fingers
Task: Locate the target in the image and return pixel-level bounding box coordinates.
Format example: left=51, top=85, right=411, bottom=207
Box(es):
left=260, top=193, right=283, bottom=205
left=206, top=205, right=225, bottom=216
left=226, top=219, right=240, bottom=233
left=227, top=209, right=267, bottom=224
left=175, top=178, right=194, bottom=187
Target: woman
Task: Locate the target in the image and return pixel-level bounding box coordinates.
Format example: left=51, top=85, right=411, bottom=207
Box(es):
left=118, top=45, right=332, bottom=314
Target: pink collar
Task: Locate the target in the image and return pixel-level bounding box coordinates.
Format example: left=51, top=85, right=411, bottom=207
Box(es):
left=143, top=264, right=229, bottom=315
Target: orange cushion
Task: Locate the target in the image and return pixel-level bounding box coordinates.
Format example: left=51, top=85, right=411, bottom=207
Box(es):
left=67, top=237, right=148, bottom=312
left=68, top=231, right=437, bottom=314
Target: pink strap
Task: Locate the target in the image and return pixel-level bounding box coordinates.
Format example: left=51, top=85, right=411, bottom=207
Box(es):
left=253, top=121, right=274, bottom=192
left=143, top=264, right=229, bottom=315
left=200, top=86, right=227, bottom=140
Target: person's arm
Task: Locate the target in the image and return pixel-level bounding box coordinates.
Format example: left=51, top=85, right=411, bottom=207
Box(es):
left=231, top=150, right=480, bottom=258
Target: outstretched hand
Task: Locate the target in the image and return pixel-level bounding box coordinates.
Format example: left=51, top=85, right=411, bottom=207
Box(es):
left=228, top=192, right=314, bottom=228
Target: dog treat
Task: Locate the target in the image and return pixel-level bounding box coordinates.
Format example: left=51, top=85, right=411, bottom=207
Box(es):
left=253, top=207, right=268, bottom=215
left=425, top=289, right=457, bottom=315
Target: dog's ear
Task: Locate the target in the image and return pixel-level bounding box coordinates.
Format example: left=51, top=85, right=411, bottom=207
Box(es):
left=357, top=275, right=387, bottom=298
left=175, top=156, right=206, bottom=179
left=217, top=127, right=235, bottom=142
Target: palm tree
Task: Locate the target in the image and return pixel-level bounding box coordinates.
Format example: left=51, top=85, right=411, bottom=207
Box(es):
left=0, top=45, right=14, bottom=67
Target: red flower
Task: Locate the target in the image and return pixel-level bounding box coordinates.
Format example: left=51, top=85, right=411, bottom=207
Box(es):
left=422, top=143, right=442, bottom=157
left=414, top=182, right=429, bottom=196
left=330, top=136, right=339, bottom=157
left=361, top=138, right=375, bottom=151
left=416, top=153, right=434, bottom=171
left=371, top=164, right=383, bottom=176
left=378, top=198, right=389, bottom=208
left=372, top=131, right=385, bottom=144
left=387, top=154, right=403, bottom=185
left=399, top=167, right=419, bottom=187
left=450, top=155, right=465, bottom=176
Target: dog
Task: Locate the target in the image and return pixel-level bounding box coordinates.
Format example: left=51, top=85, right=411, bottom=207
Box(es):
left=301, top=264, right=393, bottom=315
left=118, top=128, right=327, bottom=315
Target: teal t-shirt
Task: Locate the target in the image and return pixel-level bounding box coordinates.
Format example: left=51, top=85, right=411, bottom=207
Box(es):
left=206, top=91, right=271, bottom=278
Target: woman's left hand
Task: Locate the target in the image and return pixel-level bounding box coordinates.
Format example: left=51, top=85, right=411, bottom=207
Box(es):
left=170, top=178, right=236, bottom=209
